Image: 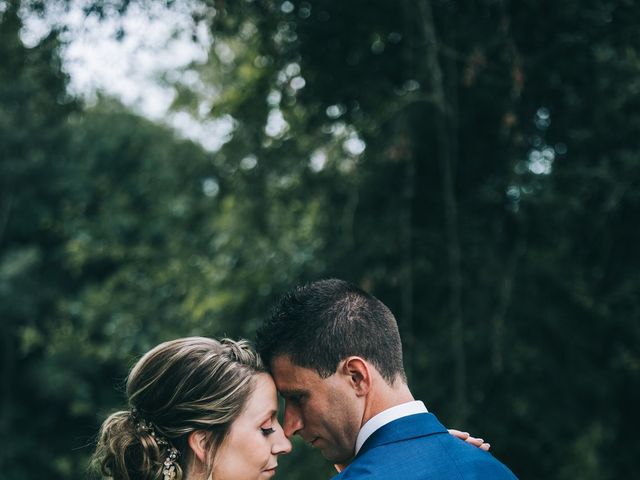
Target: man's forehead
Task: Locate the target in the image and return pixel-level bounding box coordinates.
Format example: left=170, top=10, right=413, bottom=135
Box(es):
left=271, top=354, right=303, bottom=376
left=270, top=355, right=320, bottom=386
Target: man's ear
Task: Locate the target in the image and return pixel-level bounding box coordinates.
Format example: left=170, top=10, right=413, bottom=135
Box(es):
left=342, top=356, right=371, bottom=396
left=187, top=430, right=209, bottom=463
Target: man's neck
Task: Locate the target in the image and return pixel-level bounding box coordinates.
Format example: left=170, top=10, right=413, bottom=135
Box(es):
left=361, top=378, right=414, bottom=427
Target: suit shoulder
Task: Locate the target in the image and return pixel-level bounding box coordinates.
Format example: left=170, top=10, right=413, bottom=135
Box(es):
left=333, top=462, right=381, bottom=480
left=337, top=432, right=517, bottom=480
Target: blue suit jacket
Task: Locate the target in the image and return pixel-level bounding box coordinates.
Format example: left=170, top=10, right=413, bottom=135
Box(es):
left=333, top=413, right=518, bottom=480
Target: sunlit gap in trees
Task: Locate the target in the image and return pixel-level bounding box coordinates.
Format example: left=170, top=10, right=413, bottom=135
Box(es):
left=507, top=106, right=568, bottom=212
left=202, top=178, right=220, bottom=198
left=264, top=57, right=367, bottom=173
left=15, top=0, right=236, bottom=152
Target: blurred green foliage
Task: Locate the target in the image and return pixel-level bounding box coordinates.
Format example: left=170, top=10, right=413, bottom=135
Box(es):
left=1, top=0, right=639, bottom=479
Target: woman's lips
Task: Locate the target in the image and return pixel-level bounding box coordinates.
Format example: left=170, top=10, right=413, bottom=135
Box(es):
left=263, top=466, right=278, bottom=476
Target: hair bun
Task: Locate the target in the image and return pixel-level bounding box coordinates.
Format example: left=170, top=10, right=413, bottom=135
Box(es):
left=94, top=410, right=182, bottom=480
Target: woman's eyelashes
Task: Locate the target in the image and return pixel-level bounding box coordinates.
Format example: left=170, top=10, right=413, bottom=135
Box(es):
left=261, top=426, right=276, bottom=436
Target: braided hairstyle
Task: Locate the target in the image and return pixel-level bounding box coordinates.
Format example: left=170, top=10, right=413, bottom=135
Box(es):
left=93, top=337, right=265, bottom=480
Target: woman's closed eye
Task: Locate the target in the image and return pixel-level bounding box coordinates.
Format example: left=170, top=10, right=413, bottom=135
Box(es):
left=261, top=426, right=276, bottom=436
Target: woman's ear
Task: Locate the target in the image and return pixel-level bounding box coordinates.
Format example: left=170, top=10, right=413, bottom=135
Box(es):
left=187, top=430, right=209, bottom=463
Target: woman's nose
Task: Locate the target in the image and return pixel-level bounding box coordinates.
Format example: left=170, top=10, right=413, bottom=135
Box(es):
left=272, top=428, right=293, bottom=455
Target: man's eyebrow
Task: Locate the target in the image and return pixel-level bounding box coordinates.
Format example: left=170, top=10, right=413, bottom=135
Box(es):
left=278, top=388, right=307, bottom=397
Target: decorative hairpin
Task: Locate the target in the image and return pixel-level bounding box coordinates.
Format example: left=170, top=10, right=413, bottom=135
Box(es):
left=163, top=447, right=179, bottom=480
left=132, top=408, right=162, bottom=441
left=131, top=407, right=180, bottom=479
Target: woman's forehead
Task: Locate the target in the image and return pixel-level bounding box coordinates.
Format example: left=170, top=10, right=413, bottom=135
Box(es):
left=241, top=373, right=279, bottom=418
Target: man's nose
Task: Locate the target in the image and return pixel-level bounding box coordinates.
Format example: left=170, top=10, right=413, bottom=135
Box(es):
left=283, top=404, right=304, bottom=438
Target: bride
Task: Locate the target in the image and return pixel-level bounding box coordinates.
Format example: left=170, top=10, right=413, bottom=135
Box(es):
left=94, top=337, right=290, bottom=480
left=93, top=337, right=487, bottom=480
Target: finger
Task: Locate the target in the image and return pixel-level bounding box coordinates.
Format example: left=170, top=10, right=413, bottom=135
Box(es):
left=465, top=436, right=484, bottom=447
left=480, top=443, right=491, bottom=451
left=448, top=429, right=470, bottom=440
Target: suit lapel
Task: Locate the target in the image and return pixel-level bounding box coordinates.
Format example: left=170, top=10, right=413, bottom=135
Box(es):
left=356, top=412, right=448, bottom=459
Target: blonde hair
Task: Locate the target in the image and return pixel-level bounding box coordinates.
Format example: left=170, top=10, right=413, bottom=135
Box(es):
left=93, top=337, right=265, bottom=480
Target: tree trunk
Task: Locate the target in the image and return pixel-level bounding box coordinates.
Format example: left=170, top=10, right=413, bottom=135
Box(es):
left=418, top=0, right=467, bottom=423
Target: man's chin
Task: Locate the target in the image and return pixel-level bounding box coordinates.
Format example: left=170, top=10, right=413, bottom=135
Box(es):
left=319, top=448, right=353, bottom=466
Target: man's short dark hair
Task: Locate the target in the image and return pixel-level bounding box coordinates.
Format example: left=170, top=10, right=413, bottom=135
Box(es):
left=256, top=278, right=407, bottom=384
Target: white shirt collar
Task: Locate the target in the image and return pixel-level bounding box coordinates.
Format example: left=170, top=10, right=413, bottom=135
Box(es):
left=354, top=400, right=428, bottom=455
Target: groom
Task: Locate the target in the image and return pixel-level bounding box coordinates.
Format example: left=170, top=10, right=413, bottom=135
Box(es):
left=256, top=278, right=518, bottom=479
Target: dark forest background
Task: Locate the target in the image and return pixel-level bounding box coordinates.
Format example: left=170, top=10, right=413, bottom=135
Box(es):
left=1, top=0, right=639, bottom=479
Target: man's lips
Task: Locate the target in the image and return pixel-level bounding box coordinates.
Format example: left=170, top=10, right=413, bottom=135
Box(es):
left=299, top=432, right=320, bottom=446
